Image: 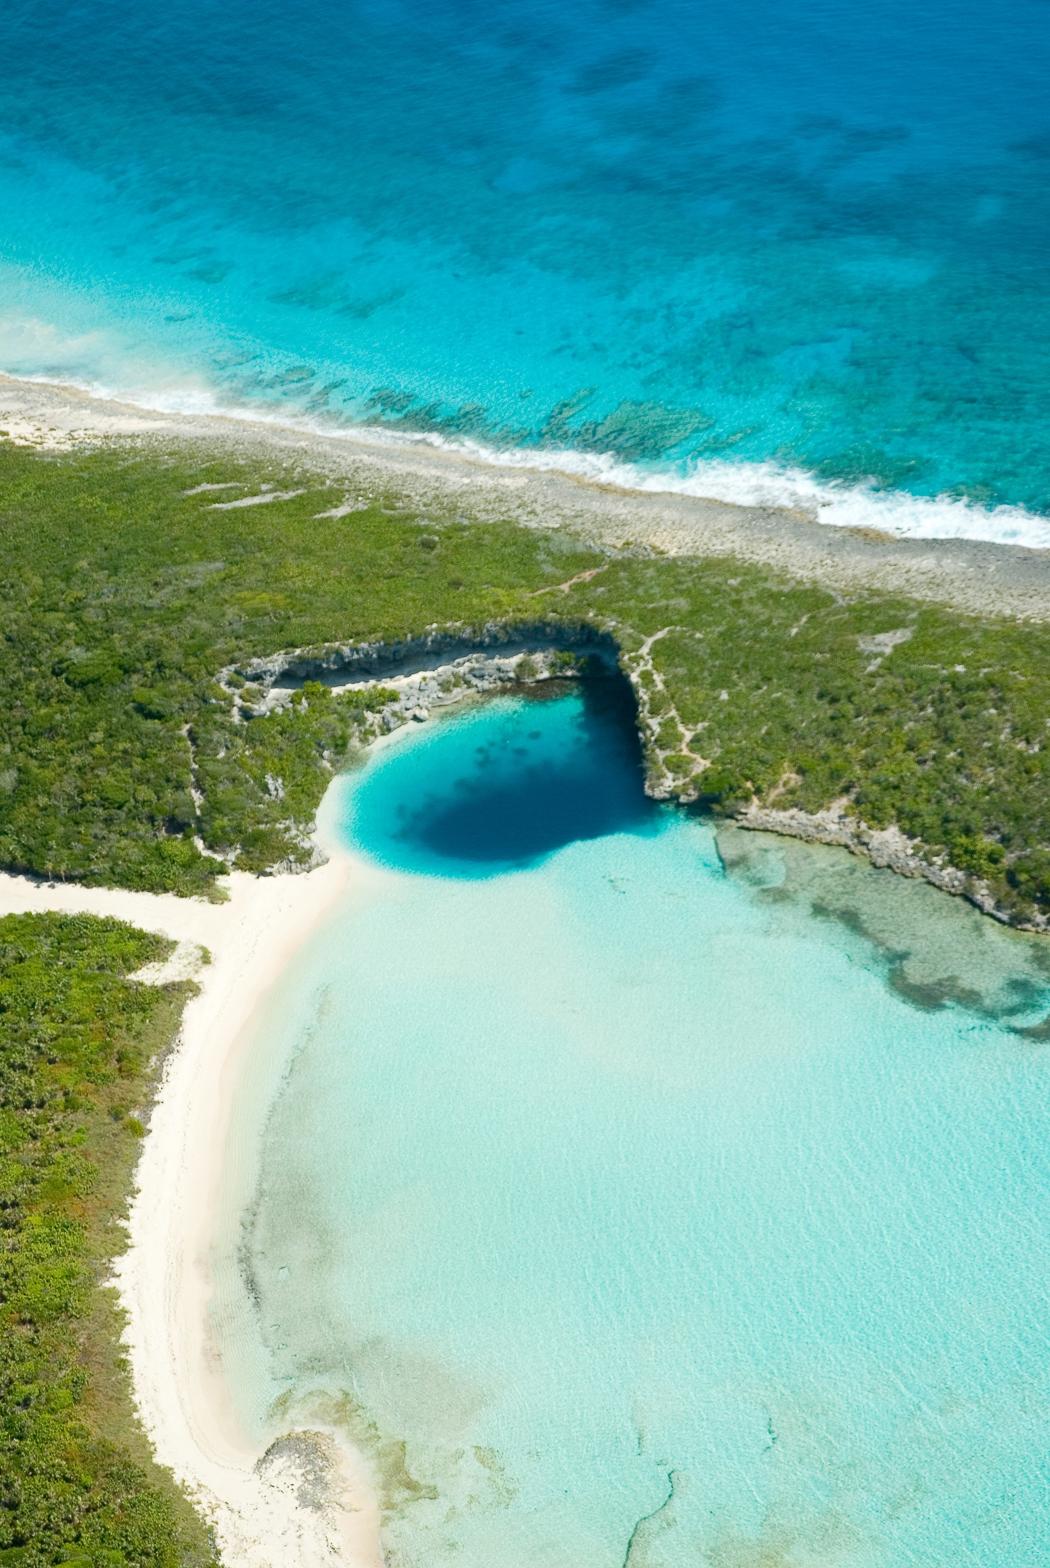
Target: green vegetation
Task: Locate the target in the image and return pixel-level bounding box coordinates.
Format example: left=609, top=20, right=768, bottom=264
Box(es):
left=0, top=436, right=1047, bottom=1563
left=0, top=440, right=1047, bottom=918
left=194, top=681, right=391, bottom=872
left=0, top=445, right=593, bottom=893
left=586, top=558, right=1050, bottom=917
left=0, top=912, right=216, bottom=1566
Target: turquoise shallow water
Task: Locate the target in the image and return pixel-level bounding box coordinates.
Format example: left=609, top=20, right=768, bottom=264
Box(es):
left=217, top=689, right=1050, bottom=1566
left=2, top=0, right=1050, bottom=540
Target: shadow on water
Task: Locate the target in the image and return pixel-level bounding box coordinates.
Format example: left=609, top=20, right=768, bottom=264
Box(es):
left=347, top=677, right=662, bottom=877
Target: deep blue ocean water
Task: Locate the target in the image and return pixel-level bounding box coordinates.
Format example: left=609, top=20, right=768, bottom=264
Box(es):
left=213, top=691, right=1050, bottom=1567
left=1, top=0, right=1049, bottom=539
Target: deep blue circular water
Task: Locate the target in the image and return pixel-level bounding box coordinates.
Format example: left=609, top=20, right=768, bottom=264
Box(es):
left=344, top=682, right=662, bottom=877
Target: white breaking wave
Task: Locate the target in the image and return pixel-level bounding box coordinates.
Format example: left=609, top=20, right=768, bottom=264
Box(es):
left=433, top=441, right=1050, bottom=550
left=5, top=357, right=1050, bottom=550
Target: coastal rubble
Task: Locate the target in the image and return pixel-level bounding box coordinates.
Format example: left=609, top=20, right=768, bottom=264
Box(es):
left=736, top=804, right=1049, bottom=934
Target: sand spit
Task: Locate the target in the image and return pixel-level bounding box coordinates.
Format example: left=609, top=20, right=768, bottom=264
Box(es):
left=1, top=373, right=1048, bottom=621
left=0, top=862, right=384, bottom=1568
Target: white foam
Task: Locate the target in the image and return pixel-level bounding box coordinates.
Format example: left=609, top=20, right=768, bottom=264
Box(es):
left=453, top=444, right=1050, bottom=549
left=5, top=362, right=1049, bottom=551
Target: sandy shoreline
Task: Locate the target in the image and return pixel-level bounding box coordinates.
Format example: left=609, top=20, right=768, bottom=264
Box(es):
left=0, top=850, right=385, bottom=1568
left=2, top=371, right=1049, bottom=621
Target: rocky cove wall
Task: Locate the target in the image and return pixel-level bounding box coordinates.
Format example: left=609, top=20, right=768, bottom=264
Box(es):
left=221, top=621, right=1046, bottom=935
left=221, top=619, right=620, bottom=725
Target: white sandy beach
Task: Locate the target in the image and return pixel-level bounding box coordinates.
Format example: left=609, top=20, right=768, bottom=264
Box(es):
left=0, top=851, right=386, bottom=1568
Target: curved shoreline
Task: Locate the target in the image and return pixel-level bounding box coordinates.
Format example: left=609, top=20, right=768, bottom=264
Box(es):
left=2, top=372, right=1049, bottom=623
left=0, top=856, right=385, bottom=1568
left=0, top=708, right=1044, bottom=1568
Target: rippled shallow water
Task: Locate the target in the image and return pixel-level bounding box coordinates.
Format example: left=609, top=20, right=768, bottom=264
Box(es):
left=214, top=688, right=1050, bottom=1567
left=1, top=0, right=1049, bottom=537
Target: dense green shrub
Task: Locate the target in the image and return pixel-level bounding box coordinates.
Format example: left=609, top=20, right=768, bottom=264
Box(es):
left=0, top=914, right=216, bottom=1566
left=583, top=559, right=1050, bottom=916
left=0, top=443, right=1047, bottom=917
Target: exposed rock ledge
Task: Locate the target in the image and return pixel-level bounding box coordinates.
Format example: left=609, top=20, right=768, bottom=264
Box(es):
left=221, top=621, right=618, bottom=740
left=225, top=618, right=616, bottom=704
left=735, top=804, right=1048, bottom=934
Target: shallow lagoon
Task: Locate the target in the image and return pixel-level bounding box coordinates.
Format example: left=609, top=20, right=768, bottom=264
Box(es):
left=218, top=687, right=1050, bottom=1566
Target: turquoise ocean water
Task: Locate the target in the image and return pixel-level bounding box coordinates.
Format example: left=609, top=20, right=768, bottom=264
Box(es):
left=2, top=0, right=1050, bottom=540
left=214, top=689, right=1050, bottom=1566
